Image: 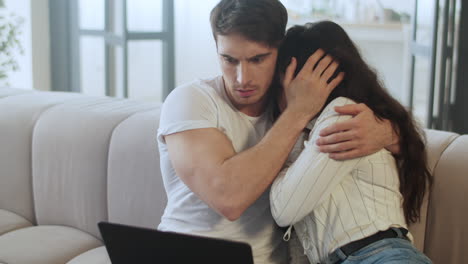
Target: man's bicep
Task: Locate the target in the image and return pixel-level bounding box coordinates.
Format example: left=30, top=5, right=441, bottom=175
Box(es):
left=164, top=128, right=236, bottom=194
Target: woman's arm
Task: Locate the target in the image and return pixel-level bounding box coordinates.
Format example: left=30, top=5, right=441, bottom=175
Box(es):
left=270, top=97, right=365, bottom=227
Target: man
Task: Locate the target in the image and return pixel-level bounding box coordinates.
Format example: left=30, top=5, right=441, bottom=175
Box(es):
left=157, top=0, right=399, bottom=263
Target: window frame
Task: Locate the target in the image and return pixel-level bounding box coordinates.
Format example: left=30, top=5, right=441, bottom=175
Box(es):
left=49, top=0, right=175, bottom=100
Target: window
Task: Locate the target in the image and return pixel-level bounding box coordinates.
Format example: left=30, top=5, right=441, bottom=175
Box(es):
left=50, top=0, right=174, bottom=103
left=281, top=0, right=464, bottom=130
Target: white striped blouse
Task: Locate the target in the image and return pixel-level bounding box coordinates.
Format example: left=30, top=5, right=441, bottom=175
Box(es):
left=270, top=97, right=410, bottom=264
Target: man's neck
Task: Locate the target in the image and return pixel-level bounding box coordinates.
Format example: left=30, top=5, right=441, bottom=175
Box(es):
left=238, top=103, right=267, bottom=117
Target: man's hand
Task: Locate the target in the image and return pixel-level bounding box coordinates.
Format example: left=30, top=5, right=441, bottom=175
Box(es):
left=282, top=49, right=344, bottom=120
left=316, top=103, right=399, bottom=160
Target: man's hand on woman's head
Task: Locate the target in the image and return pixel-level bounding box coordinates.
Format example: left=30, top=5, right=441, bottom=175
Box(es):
left=282, top=49, right=344, bottom=120
left=316, top=103, right=399, bottom=160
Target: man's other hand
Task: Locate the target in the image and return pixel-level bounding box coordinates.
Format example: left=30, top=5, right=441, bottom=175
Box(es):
left=316, top=103, right=398, bottom=160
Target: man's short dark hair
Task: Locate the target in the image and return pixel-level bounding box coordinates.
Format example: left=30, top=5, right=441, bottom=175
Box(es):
left=210, top=0, right=288, bottom=48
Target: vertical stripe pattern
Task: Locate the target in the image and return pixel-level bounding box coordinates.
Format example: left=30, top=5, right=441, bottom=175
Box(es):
left=270, top=97, right=408, bottom=263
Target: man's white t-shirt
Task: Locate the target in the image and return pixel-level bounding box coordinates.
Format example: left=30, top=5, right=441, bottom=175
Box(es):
left=157, top=76, right=287, bottom=264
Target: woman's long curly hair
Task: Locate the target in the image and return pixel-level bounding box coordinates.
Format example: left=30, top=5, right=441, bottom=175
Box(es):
left=276, top=21, right=432, bottom=224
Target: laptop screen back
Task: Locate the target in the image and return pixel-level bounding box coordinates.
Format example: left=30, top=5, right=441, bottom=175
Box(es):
left=98, top=222, right=254, bottom=264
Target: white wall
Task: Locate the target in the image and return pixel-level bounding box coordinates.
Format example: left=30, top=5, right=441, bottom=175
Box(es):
left=2, top=0, right=50, bottom=91
left=172, top=1, right=413, bottom=105
left=3, top=0, right=32, bottom=89
left=174, top=0, right=220, bottom=86
left=3, top=1, right=420, bottom=98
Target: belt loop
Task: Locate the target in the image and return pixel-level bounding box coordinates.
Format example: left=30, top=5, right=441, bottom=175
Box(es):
left=335, top=248, right=348, bottom=262
left=325, top=247, right=347, bottom=264
left=391, top=227, right=403, bottom=238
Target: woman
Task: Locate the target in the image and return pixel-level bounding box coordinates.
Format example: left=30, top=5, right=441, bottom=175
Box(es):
left=270, top=21, right=432, bottom=263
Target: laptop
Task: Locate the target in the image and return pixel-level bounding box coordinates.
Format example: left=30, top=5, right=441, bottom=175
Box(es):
left=98, top=221, right=254, bottom=264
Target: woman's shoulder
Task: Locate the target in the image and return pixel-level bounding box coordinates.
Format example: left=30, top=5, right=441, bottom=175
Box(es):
left=325, top=97, right=357, bottom=110
left=316, top=97, right=357, bottom=120
left=306, top=97, right=357, bottom=134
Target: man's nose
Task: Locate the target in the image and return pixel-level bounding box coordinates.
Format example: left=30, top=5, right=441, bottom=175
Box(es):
left=236, top=63, right=252, bottom=86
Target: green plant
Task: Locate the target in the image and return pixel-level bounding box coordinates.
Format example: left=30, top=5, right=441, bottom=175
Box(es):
left=0, top=2, right=24, bottom=84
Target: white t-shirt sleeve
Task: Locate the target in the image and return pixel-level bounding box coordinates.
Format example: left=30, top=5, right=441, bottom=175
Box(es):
left=157, top=83, right=218, bottom=144
left=270, top=97, right=363, bottom=227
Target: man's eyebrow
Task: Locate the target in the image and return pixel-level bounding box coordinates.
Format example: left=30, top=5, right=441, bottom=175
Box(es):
left=220, top=54, right=236, bottom=59
left=248, top=52, right=272, bottom=60
left=219, top=52, right=272, bottom=60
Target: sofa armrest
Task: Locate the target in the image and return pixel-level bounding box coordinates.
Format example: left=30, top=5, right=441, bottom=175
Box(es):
left=424, top=134, right=468, bottom=263
left=409, top=129, right=459, bottom=252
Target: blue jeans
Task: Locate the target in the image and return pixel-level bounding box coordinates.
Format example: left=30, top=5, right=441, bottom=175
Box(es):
left=325, top=232, right=432, bottom=263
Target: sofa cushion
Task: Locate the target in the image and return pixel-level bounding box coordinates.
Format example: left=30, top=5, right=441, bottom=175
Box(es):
left=32, top=97, right=159, bottom=238
left=424, top=135, right=468, bottom=263
left=0, top=92, right=82, bottom=223
left=408, top=129, right=459, bottom=251
left=67, top=246, right=110, bottom=264
left=0, top=87, right=33, bottom=98
left=0, top=225, right=102, bottom=264
left=423, top=129, right=459, bottom=172
left=107, top=108, right=167, bottom=228
left=0, top=209, right=32, bottom=235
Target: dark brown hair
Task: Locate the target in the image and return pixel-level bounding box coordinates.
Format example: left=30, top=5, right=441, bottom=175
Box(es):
left=210, top=0, right=288, bottom=48
left=277, top=21, right=432, bottom=224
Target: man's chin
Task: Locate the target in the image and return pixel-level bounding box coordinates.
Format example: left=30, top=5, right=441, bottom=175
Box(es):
left=236, top=95, right=268, bottom=108
left=235, top=96, right=257, bottom=105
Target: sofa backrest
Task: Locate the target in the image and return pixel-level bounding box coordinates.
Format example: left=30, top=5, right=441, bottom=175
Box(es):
left=107, top=108, right=167, bottom=229
left=424, top=134, right=468, bottom=263
left=1, top=88, right=467, bottom=262
left=408, top=129, right=459, bottom=250
left=407, top=129, right=468, bottom=263
left=31, top=96, right=160, bottom=238
left=0, top=90, right=81, bottom=224
left=0, top=89, right=165, bottom=239
left=0, top=87, right=31, bottom=98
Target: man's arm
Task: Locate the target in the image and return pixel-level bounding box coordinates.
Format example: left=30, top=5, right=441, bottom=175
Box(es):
left=165, top=50, right=344, bottom=221
left=166, top=109, right=310, bottom=221
left=316, top=103, right=400, bottom=160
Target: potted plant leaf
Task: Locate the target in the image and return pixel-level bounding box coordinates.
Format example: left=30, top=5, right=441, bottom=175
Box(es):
left=0, top=0, right=24, bottom=86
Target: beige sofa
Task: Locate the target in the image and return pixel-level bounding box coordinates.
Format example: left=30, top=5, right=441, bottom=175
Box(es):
left=0, top=88, right=466, bottom=264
